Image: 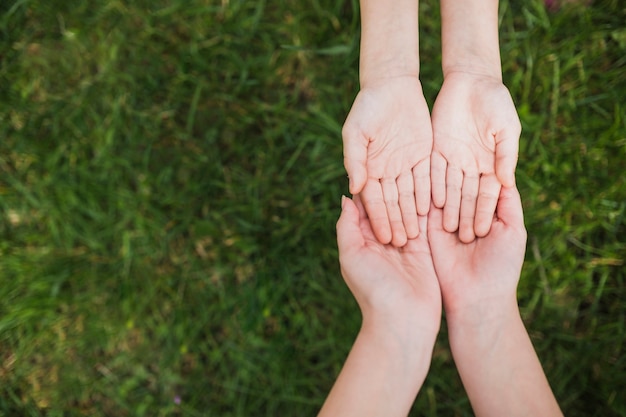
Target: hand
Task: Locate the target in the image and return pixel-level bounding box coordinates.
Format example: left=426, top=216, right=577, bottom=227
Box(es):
left=320, top=195, right=441, bottom=417
left=430, top=72, right=521, bottom=243
left=428, top=187, right=563, bottom=417
left=337, top=195, right=441, bottom=331
left=427, top=186, right=527, bottom=318
left=343, top=76, right=433, bottom=247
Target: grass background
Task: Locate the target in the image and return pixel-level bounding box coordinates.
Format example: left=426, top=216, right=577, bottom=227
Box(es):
left=0, top=0, right=625, bottom=415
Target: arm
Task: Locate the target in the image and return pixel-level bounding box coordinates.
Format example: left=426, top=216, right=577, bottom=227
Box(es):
left=440, top=0, right=501, bottom=79
left=358, top=0, right=420, bottom=86
left=428, top=187, right=563, bottom=417
left=430, top=0, right=521, bottom=243
left=318, top=313, right=435, bottom=417
left=342, top=0, right=432, bottom=247
left=446, top=301, right=562, bottom=417
left=319, top=196, right=441, bottom=416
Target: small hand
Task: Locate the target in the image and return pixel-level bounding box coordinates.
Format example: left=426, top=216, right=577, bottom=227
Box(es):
left=427, top=186, right=527, bottom=317
left=343, top=76, right=433, bottom=247
left=337, top=195, right=441, bottom=329
left=430, top=72, right=521, bottom=243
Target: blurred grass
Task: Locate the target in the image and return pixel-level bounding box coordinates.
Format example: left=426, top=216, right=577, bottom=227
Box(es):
left=0, top=0, right=624, bottom=415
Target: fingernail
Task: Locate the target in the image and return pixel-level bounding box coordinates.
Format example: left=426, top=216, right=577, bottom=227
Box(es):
left=341, top=195, right=346, bottom=209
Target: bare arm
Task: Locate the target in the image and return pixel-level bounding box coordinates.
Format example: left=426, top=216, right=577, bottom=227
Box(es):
left=358, top=0, right=420, bottom=86
left=431, top=0, right=520, bottom=243
left=318, top=317, right=435, bottom=417
left=445, top=301, right=563, bottom=417
left=319, top=196, right=441, bottom=416
left=343, top=0, right=432, bottom=247
left=440, top=0, right=501, bottom=79
left=429, top=187, right=562, bottom=417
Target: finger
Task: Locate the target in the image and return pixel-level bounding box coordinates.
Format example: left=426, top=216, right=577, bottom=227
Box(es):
left=427, top=204, right=456, bottom=254
left=342, top=127, right=369, bottom=194
left=336, top=196, right=364, bottom=254
left=427, top=201, right=445, bottom=234
left=443, top=165, right=463, bottom=233
left=495, top=186, right=524, bottom=229
left=474, top=173, right=501, bottom=237
left=352, top=193, right=368, bottom=220
left=361, top=179, right=392, bottom=244
left=381, top=177, right=407, bottom=247
left=413, top=157, right=431, bottom=216
left=397, top=171, right=419, bottom=239
left=353, top=193, right=377, bottom=242
left=494, top=123, right=521, bottom=188
left=430, top=151, right=447, bottom=208
left=403, top=212, right=429, bottom=254
left=459, top=173, right=479, bottom=243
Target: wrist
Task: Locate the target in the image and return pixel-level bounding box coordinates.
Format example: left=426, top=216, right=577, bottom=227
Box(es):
left=441, top=64, right=502, bottom=82
left=357, top=72, right=423, bottom=93
left=362, top=306, right=440, bottom=347
left=440, top=0, right=502, bottom=81
left=444, top=294, right=519, bottom=332
left=359, top=60, right=420, bottom=90
left=358, top=0, right=420, bottom=88
left=360, top=315, right=438, bottom=373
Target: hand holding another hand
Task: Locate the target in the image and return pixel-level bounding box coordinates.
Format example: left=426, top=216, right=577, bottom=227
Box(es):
left=337, top=194, right=441, bottom=332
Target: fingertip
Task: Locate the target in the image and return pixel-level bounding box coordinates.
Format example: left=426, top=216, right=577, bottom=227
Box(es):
left=443, top=214, right=459, bottom=234
left=497, top=168, right=516, bottom=188
left=405, top=221, right=420, bottom=240
left=374, top=226, right=392, bottom=245
left=336, top=195, right=365, bottom=253
left=338, top=195, right=359, bottom=227
left=459, top=226, right=476, bottom=244
left=391, top=232, right=408, bottom=248
left=347, top=170, right=366, bottom=195
left=474, top=220, right=492, bottom=238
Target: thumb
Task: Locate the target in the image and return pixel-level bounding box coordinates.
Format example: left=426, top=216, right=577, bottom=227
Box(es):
left=494, top=126, right=520, bottom=188
left=336, top=196, right=365, bottom=255
left=495, top=186, right=524, bottom=229
left=342, top=128, right=368, bottom=194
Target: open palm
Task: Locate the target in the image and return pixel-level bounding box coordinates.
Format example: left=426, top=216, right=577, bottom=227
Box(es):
left=343, top=76, right=433, bottom=247
left=337, top=195, right=441, bottom=328
left=427, top=186, right=527, bottom=315
left=431, top=72, right=521, bottom=243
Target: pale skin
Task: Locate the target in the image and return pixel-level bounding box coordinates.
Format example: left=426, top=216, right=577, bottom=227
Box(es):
left=318, top=195, right=441, bottom=417
left=343, top=0, right=432, bottom=248
left=428, top=186, right=563, bottom=417
left=343, top=0, right=520, bottom=245
left=431, top=0, right=521, bottom=243
left=320, top=188, right=563, bottom=416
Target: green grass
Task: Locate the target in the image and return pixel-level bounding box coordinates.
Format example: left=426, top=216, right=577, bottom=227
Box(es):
left=1, top=0, right=625, bottom=415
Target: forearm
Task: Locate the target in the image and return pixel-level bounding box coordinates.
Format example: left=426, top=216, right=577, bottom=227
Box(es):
left=358, top=0, right=420, bottom=87
left=319, top=318, right=436, bottom=417
left=440, top=0, right=501, bottom=79
left=447, top=303, right=563, bottom=417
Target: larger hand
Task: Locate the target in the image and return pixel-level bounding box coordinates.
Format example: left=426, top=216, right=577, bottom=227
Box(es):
left=343, top=76, right=433, bottom=247
left=337, top=195, right=441, bottom=331
left=427, top=186, right=526, bottom=319
left=320, top=195, right=441, bottom=416
left=430, top=72, right=521, bottom=243
left=428, top=187, right=563, bottom=417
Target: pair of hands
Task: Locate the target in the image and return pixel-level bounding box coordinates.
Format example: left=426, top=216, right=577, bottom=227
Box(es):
left=342, top=72, right=521, bottom=246
left=336, top=185, right=527, bottom=341
left=331, top=187, right=566, bottom=417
